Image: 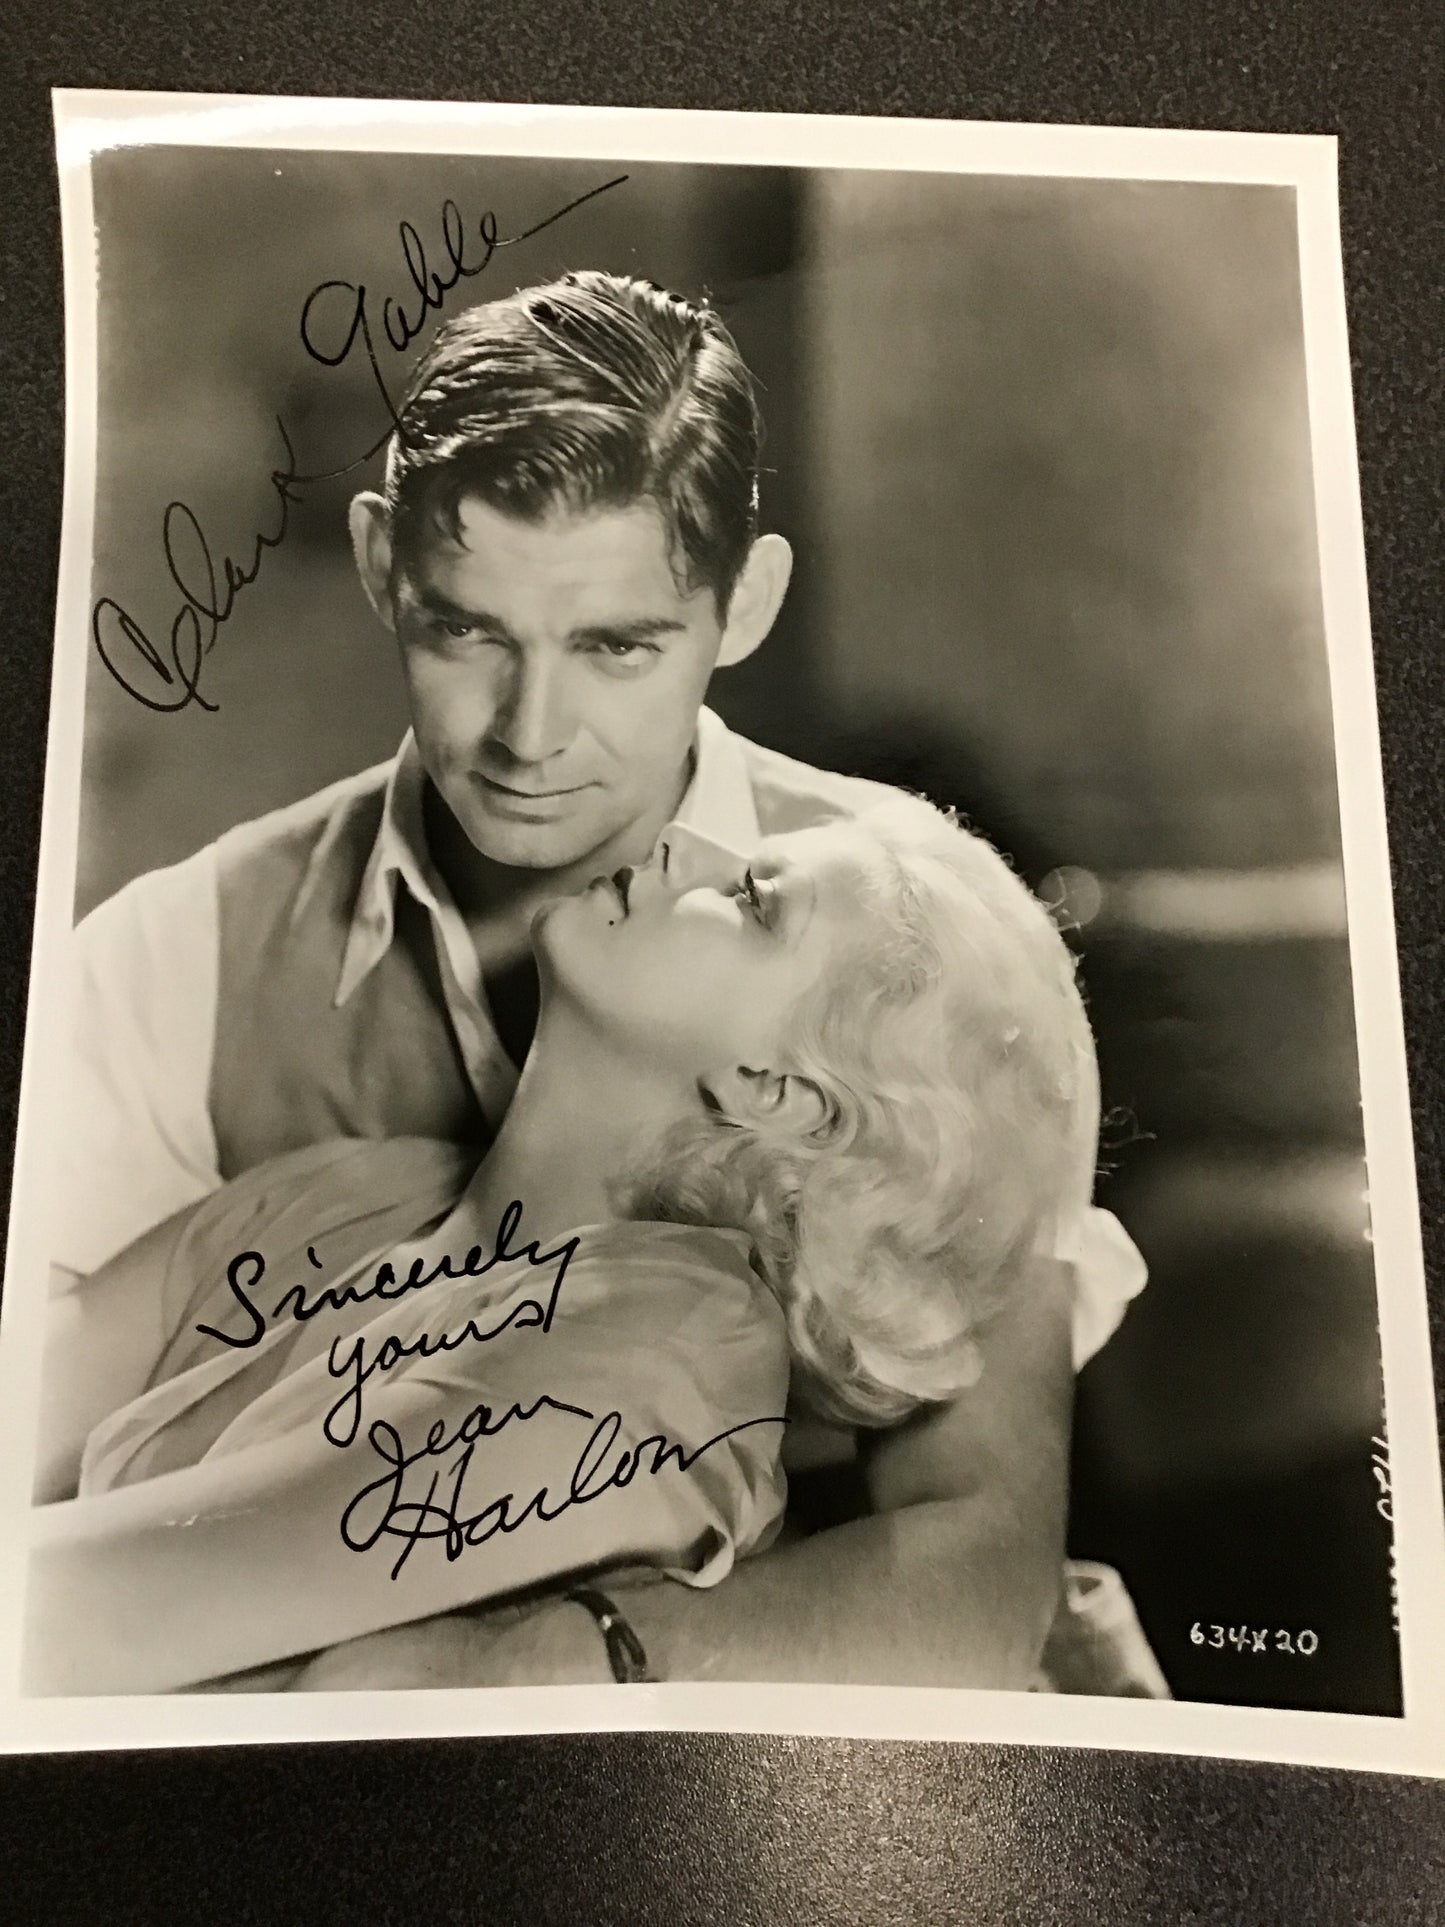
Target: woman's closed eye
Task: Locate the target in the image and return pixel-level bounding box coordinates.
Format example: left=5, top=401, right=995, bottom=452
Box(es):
left=731, top=868, right=780, bottom=929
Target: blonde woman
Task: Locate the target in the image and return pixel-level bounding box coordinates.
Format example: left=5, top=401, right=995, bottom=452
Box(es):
left=29, top=799, right=1152, bottom=1695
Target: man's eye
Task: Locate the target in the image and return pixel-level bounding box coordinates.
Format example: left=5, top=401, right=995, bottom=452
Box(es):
left=587, top=634, right=673, bottom=667
left=432, top=617, right=480, bottom=641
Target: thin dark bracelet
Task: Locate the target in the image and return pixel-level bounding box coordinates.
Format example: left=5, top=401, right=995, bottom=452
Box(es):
left=566, top=1586, right=660, bottom=1683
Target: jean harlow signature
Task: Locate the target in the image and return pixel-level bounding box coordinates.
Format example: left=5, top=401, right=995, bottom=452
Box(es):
left=342, top=1399, right=785, bottom=1582
left=198, top=1197, right=785, bottom=1581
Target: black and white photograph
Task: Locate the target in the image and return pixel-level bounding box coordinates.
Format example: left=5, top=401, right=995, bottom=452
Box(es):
left=0, top=94, right=1440, bottom=1771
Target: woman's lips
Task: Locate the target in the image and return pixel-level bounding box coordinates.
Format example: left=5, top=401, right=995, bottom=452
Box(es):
left=586, top=870, right=630, bottom=915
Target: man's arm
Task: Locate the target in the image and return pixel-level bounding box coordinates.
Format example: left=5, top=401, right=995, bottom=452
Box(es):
left=54, top=853, right=222, bottom=1277
left=289, top=1254, right=1074, bottom=1692
left=577, top=1251, right=1072, bottom=1688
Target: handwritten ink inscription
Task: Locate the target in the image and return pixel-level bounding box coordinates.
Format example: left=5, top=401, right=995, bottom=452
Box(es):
left=93, top=177, right=627, bottom=714
left=342, top=1401, right=785, bottom=1583
left=92, top=427, right=304, bottom=714
left=197, top=1198, right=580, bottom=1449
left=199, top=1201, right=785, bottom=1582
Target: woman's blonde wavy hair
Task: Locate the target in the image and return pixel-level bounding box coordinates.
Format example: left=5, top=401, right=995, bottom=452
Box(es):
left=624, top=794, right=1094, bottom=1428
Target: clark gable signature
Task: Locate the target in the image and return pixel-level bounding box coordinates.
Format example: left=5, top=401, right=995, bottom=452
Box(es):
left=201, top=1201, right=786, bottom=1582
left=90, top=175, right=628, bottom=714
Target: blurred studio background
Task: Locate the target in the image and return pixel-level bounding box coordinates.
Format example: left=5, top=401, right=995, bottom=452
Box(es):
left=81, top=147, right=1395, bottom=1713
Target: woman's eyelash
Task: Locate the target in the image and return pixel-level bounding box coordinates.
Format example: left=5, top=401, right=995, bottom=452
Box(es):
left=739, top=870, right=774, bottom=923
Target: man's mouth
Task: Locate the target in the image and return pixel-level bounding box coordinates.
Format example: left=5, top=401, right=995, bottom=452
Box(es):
left=476, top=774, right=586, bottom=800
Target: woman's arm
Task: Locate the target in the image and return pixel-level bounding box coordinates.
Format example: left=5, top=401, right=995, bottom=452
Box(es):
left=284, top=1251, right=1073, bottom=1693
left=33, top=1209, right=199, bottom=1503
left=26, top=1259, right=788, bottom=1696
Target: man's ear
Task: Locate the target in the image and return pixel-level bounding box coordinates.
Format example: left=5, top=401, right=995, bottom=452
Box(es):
left=715, top=533, right=793, bottom=669
left=349, top=492, right=398, bottom=633
left=699, top=1062, right=835, bottom=1139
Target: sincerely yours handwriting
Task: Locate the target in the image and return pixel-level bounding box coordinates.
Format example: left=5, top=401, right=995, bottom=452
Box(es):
left=196, top=1200, right=579, bottom=1448
left=341, top=1399, right=790, bottom=1581
left=196, top=1199, right=788, bottom=1582
left=92, top=175, right=627, bottom=713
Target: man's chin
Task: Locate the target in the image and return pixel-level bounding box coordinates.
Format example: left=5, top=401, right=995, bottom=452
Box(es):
left=464, top=803, right=612, bottom=876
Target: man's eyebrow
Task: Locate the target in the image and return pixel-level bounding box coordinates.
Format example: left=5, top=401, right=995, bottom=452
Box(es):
left=410, top=585, right=520, bottom=639
left=570, top=616, right=688, bottom=645
left=406, top=591, right=686, bottom=648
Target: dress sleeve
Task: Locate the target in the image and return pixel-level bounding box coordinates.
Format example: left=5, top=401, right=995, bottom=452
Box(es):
left=25, top=1222, right=791, bottom=1693
left=54, top=850, right=222, bottom=1277
left=1059, top=1206, right=1149, bottom=1370
left=583, top=1224, right=791, bottom=1589
left=1052, top=1026, right=1149, bottom=1369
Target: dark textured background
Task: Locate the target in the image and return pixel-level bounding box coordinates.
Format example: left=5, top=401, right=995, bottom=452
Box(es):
left=3, top=1, right=1443, bottom=1919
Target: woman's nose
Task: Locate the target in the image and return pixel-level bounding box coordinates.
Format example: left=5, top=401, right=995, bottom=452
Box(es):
left=656, top=822, right=750, bottom=892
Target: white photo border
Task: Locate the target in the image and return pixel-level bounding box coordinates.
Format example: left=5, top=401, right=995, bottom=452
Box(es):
left=1, top=89, right=1440, bottom=1773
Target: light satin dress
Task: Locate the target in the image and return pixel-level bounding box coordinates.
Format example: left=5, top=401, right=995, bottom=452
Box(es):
left=27, top=1135, right=1165, bottom=1698
left=28, top=1138, right=789, bottom=1695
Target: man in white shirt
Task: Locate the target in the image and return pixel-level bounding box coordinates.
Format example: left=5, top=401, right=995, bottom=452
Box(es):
left=57, top=270, right=1113, bottom=1690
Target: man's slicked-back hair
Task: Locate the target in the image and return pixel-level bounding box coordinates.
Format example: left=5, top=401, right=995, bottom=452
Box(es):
left=383, top=270, right=763, bottom=610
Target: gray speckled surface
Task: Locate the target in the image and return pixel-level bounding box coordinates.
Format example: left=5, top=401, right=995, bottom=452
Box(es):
left=2, top=3, right=1443, bottom=1919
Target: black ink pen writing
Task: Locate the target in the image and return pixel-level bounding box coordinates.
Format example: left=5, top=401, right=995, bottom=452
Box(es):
left=91, top=419, right=304, bottom=714
left=195, top=1201, right=580, bottom=1445
left=340, top=1398, right=789, bottom=1580
left=298, top=178, right=628, bottom=457
left=91, top=175, right=628, bottom=714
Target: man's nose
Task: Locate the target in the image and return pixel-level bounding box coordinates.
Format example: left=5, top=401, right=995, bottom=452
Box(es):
left=657, top=822, right=750, bottom=892
left=488, top=656, right=574, bottom=764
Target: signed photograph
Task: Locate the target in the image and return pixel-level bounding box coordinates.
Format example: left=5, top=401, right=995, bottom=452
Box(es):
left=0, top=93, right=1441, bottom=1771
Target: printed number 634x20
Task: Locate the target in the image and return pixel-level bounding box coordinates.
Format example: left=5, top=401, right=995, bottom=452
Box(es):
left=1191, top=1625, right=1319, bottom=1655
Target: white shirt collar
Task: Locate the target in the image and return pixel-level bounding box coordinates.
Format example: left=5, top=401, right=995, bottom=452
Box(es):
left=335, top=705, right=761, bottom=1007
left=671, top=704, right=762, bottom=849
